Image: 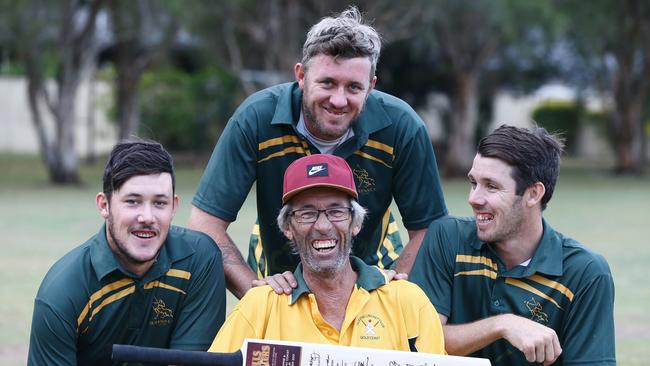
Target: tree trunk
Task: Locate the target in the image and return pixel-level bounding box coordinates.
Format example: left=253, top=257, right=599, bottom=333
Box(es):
left=610, top=88, right=644, bottom=174
left=51, top=81, right=81, bottom=184
left=117, top=70, right=141, bottom=140
left=444, top=71, right=479, bottom=176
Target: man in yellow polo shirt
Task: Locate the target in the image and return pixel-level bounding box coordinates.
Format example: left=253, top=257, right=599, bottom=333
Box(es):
left=208, top=154, right=445, bottom=354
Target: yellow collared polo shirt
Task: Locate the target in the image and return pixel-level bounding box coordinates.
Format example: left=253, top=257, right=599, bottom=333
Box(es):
left=209, top=257, right=445, bottom=354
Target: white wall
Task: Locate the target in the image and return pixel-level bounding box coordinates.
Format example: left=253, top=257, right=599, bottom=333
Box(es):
left=0, top=76, right=117, bottom=157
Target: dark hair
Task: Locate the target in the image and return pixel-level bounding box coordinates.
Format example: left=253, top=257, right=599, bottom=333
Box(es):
left=477, top=125, right=564, bottom=210
left=102, top=139, right=175, bottom=202
left=302, top=6, right=381, bottom=78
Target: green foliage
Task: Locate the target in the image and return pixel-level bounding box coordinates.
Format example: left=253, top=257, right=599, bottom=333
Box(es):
left=138, top=67, right=238, bottom=153
left=531, top=100, right=581, bottom=154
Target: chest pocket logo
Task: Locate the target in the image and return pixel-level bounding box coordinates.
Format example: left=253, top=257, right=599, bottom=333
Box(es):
left=353, top=165, right=376, bottom=193
left=357, top=314, right=385, bottom=340
left=524, top=297, right=549, bottom=324
left=150, top=298, right=174, bottom=326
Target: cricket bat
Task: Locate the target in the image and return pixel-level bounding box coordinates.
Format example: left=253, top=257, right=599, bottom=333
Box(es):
left=113, top=338, right=491, bottom=365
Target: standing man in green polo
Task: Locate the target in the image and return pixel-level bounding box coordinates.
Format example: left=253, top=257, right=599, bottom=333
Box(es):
left=410, top=125, right=615, bottom=365
left=189, top=6, right=447, bottom=299
left=28, top=140, right=225, bottom=365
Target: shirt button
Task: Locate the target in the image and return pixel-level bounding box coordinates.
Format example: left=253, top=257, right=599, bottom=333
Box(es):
left=493, top=299, right=500, bottom=306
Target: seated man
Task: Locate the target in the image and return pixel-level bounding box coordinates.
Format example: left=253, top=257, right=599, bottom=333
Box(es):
left=28, top=140, right=226, bottom=366
left=410, top=125, right=615, bottom=365
left=209, top=154, right=445, bottom=353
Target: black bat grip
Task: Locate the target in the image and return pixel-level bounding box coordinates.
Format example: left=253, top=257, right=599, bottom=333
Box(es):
left=112, top=344, right=243, bottom=365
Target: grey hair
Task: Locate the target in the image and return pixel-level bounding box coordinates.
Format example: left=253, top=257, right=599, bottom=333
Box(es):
left=301, top=6, right=381, bottom=78
left=277, top=199, right=367, bottom=234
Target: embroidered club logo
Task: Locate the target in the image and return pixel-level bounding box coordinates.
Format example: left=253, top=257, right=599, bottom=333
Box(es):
left=307, top=163, right=328, bottom=177
left=357, top=314, right=385, bottom=340
left=150, top=297, right=174, bottom=326
left=352, top=165, right=375, bottom=193
left=524, top=297, right=549, bottom=324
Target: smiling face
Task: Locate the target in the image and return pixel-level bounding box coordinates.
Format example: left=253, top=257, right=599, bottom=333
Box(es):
left=295, top=54, right=376, bottom=141
left=467, top=154, right=527, bottom=245
left=282, top=187, right=360, bottom=276
left=96, top=173, right=178, bottom=276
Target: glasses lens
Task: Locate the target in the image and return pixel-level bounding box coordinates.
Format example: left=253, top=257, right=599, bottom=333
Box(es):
left=325, top=208, right=350, bottom=221
left=295, top=210, right=318, bottom=223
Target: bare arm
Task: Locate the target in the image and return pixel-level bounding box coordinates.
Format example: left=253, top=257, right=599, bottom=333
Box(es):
left=440, top=313, right=562, bottom=365
left=394, top=228, right=427, bottom=274
left=188, top=206, right=256, bottom=299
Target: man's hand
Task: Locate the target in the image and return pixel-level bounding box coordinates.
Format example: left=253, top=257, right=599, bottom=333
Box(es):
left=441, top=313, right=561, bottom=365
left=499, top=314, right=562, bottom=365
left=252, top=271, right=297, bottom=295
left=381, top=268, right=408, bottom=281
left=253, top=268, right=407, bottom=295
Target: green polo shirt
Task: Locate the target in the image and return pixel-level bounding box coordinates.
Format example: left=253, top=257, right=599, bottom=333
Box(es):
left=410, top=216, right=615, bottom=366
left=193, top=82, right=447, bottom=276
left=28, top=225, right=226, bottom=366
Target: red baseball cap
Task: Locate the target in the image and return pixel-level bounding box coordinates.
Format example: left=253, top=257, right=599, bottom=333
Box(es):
left=282, top=154, right=358, bottom=204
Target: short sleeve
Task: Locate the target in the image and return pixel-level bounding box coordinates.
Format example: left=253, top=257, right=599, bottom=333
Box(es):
left=28, top=299, right=78, bottom=366
left=192, top=118, right=258, bottom=222
left=561, top=260, right=616, bottom=365
left=208, top=287, right=271, bottom=353
left=169, top=241, right=226, bottom=350
left=409, top=219, right=457, bottom=317
left=392, top=124, right=447, bottom=230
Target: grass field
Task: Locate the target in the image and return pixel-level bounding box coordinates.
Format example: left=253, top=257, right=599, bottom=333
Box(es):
left=1, top=154, right=648, bottom=365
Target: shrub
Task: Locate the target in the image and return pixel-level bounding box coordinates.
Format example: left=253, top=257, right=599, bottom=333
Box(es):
left=139, top=67, right=238, bottom=153
left=531, top=100, right=581, bottom=154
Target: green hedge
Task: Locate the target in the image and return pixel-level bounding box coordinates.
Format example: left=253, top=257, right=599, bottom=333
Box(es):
left=531, top=100, right=581, bottom=154
left=139, top=67, right=238, bottom=153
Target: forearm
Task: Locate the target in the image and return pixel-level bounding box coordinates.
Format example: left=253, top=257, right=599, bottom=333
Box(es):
left=442, top=315, right=505, bottom=356
left=395, top=228, right=427, bottom=274
left=188, top=206, right=256, bottom=299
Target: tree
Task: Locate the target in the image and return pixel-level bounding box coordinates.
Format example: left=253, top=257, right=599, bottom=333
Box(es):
left=108, top=0, right=180, bottom=140
left=15, top=0, right=105, bottom=184
left=418, top=0, right=558, bottom=176
left=559, top=0, right=650, bottom=174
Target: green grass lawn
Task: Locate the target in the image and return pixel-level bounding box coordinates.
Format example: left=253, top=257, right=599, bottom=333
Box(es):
left=1, top=154, right=648, bottom=365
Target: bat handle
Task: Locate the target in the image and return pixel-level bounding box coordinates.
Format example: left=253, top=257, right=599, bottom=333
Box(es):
left=112, top=344, right=243, bottom=366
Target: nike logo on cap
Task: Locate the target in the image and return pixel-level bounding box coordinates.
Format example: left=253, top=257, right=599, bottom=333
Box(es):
left=307, top=164, right=328, bottom=176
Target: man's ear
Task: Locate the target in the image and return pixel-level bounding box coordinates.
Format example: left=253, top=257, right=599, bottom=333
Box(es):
left=351, top=223, right=362, bottom=237
left=294, top=63, right=306, bottom=89
left=369, top=75, right=377, bottom=92
left=282, top=227, right=294, bottom=242
left=96, top=192, right=110, bottom=219
left=172, top=194, right=180, bottom=217
left=524, top=182, right=546, bottom=208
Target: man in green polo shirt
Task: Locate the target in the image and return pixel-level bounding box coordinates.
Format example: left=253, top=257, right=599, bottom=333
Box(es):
left=189, top=6, right=447, bottom=299
left=28, top=140, right=225, bottom=366
left=410, top=125, right=615, bottom=365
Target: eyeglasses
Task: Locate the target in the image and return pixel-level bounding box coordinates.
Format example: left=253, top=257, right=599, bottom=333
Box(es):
left=289, top=207, right=353, bottom=223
